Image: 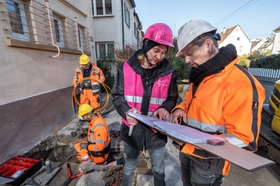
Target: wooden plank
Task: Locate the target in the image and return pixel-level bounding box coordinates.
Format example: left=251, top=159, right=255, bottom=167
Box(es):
left=153, top=120, right=226, bottom=144
left=195, top=143, right=275, bottom=172
left=128, top=112, right=275, bottom=171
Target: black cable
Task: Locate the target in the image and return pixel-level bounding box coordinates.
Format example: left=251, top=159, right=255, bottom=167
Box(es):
left=215, top=0, right=260, bottom=25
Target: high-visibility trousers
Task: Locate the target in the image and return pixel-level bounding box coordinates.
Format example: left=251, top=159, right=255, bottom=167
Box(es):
left=74, top=142, right=91, bottom=163
left=89, top=153, right=109, bottom=165
left=74, top=142, right=110, bottom=165
left=80, top=89, right=100, bottom=109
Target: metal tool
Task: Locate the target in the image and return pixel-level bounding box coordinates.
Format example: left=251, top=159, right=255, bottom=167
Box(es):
left=63, top=163, right=96, bottom=186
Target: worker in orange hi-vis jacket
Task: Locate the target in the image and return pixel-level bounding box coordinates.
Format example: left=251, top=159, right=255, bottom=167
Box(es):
left=171, top=20, right=266, bottom=186
left=74, top=104, right=123, bottom=166
left=73, top=54, right=105, bottom=109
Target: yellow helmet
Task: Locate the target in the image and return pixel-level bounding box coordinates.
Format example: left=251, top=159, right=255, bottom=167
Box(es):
left=78, top=104, right=93, bottom=118
left=79, top=54, right=90, bottom=65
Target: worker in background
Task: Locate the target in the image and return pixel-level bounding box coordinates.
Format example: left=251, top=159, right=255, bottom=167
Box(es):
left=112, top=23, right=178, bottom=186
left=171, top=20, right=266, bottom=185
left=74, top=104, right=118, bottom=165
left=73, top=54, right=105, bottom=109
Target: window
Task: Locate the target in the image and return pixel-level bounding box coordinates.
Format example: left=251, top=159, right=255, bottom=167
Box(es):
left=124, top=3, right=130, bottom=27
left=53, top=15, right=64, bottom=47
left=237, top=37, right=240, bottom=41
left=92, top=0, right=112, bottom=16
left=105, top=0, right=112, bottom=14
left=134, top=22, right=138, bottom=38
left=6, top=0, right=30, bottom=41
left=3, top=0, right=91, bottom=54
left=78, top=26, right=85, bottom=50
left=96, top=42, right=114, bottom=59
left=239, top=46, right=243, bottom=53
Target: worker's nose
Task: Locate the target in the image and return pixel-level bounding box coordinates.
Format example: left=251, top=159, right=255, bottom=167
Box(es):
left=156, top=53, right=165, bottom=60
left=185, top=56, right=191, bottom=64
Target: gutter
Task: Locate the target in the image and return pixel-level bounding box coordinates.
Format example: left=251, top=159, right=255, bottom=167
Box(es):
left=121, top=0, right=125, bottom=53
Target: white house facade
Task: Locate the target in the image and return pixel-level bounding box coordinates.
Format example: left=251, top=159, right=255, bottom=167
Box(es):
left=271, top=26, right=280, bottom=54
left=91, top=0, right=142, bottom=61
left=219, top=25, right=251, bottom=56
left=251, top=38, right=266, bottom=52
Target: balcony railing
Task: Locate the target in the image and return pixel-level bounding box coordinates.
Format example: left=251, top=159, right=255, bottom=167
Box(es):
left=0, top=0, right=91, bottom=55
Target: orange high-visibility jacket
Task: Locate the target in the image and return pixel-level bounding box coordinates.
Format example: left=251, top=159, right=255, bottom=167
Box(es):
left=74, top=115, right=110, bottom=164
left=72, top=63, right=105, bottom=93
left=173, top=58, right=265, bottom=175
left=87, top=115, right=110, bottom=151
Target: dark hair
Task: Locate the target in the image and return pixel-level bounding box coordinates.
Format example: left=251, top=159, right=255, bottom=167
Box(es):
left=191, top=33, right=219, bottom=48
left=142, top=39, right=159, bottom=53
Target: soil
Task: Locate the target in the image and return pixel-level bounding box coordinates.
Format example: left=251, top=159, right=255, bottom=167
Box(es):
left=21, top=119, right=150, bottom=186
left=21, top=120, right=125, bottom=185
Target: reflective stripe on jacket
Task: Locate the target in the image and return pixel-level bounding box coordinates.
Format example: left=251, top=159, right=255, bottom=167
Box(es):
left=173, top=57, right=265, bottom=176
left=72, top=63, right=105, bottom=93
left=122, top=60, right=172, bottom=119
left=111, top=50, right=178, bottom=151
left=87, top=115, right=110, bottom=155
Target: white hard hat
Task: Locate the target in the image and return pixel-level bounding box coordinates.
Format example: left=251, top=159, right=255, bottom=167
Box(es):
left=176, top=20, right=217, bottom=57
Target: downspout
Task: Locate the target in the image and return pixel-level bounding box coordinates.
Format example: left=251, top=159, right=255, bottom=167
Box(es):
left=121, top=0, right=125, bottom=54
left=45, top=0, right=60, bottom=58
left=74, top=17, right=84, bottom=54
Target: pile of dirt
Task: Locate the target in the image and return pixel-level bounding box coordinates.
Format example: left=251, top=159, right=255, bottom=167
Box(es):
left=22, top=121, right=125, bottom=185
left=21, top=118, right=152, bottom=186
left=103, top=166, right=123, bottom=185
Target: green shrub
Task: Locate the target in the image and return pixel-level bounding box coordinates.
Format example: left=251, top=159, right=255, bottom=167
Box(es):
left=250, top=54, right=280, bottom=69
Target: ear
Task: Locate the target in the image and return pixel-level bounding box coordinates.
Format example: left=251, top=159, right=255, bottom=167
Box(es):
left=205, top=39, right=213, bottom=52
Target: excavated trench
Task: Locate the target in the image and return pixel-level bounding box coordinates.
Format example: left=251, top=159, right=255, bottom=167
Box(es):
left=20, top=119, right=150, bottom=186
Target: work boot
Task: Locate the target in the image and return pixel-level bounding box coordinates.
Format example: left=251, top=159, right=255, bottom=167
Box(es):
left=117, top=157, right=125, bottom=165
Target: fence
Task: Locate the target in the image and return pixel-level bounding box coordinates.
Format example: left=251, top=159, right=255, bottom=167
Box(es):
left=248, top=68, right=280, bottom=79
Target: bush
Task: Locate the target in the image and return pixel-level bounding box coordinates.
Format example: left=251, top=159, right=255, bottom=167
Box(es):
left=249, top=54, right=280, bottom=69
left=239, top=58, right=248, bottom=68
left=166, top=38, right=191, bottom=80
left=97, top=57, right=116, bottom=90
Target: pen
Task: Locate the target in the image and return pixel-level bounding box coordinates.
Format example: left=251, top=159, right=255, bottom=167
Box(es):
left=128, top=125, right=134, bottom=136
left=128, top=110, right=137, bottom=136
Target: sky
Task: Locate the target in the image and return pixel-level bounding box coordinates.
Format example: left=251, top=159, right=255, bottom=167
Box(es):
left=134, top=0, right=280, bottom=39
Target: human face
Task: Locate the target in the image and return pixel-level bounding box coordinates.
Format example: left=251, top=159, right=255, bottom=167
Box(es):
left=81, top=113, right=91, bottom=121
left=145, top=45, right=167, bottom=68
left=180, top=41, right=210, bottom=68
left=81, top=62, right=90, bottom=69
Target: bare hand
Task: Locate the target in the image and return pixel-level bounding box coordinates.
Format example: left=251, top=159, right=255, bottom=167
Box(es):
left=126, top=108, right=140, bottom=126
left=152, top=108, right=169, bottom=121
left=171, top=109, right=187, bottom=124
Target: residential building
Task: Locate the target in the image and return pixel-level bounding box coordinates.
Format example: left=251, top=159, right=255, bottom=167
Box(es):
left=257, top=38, right=273, bottom=55
left=271, top=26, right=280, bottom=54
left=91, top=0, right=143, bottom=63
left=219, top=25, right=251, bottom=56
left=251, top=38, right=267, bottom=52
left=0, top=0, right=143, bottom=165
left=0, top=0, right=95, bottom=164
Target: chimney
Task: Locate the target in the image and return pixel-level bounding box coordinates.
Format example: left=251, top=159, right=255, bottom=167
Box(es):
left=223, top=27, right=226, bottom=34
